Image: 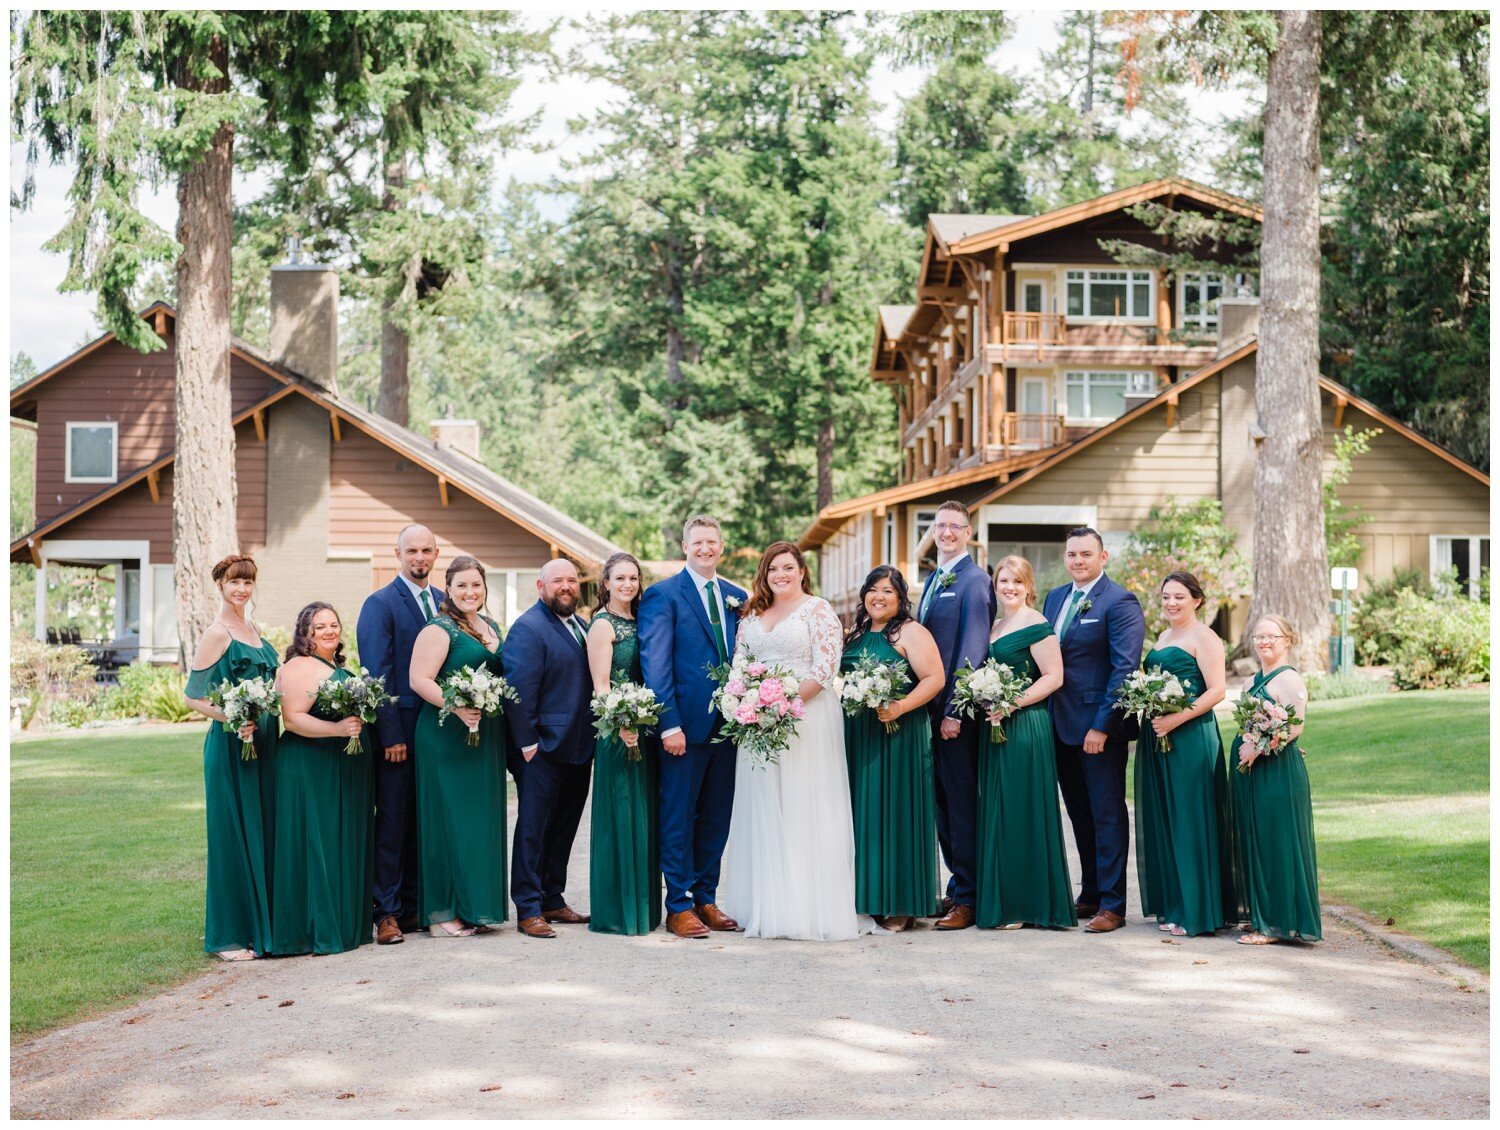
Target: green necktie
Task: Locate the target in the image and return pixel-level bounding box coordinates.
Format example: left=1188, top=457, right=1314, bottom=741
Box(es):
left=1058, top=588, right=1086, bottom=640
left=705, top=581, right=729, bottom=663
left=567, top=617, right=586, bottom=648
left=919, top=570, right=944, bottom=622
left=419, top=589, right=436, bottom=621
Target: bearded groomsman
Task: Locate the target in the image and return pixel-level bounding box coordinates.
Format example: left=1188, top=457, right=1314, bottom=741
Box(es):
left=1043, top=527, right=1146, bottom=934
left=917, top=500, right=996, bottom=930
left=357, top=524, right=444, bottom=945
left=504, top=558, right=596, bottom=938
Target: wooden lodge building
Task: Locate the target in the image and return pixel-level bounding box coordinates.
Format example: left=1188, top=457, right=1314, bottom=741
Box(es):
left=11, top=265, right=626, bottom=663
left=804, top=178, right=1491, bottom=631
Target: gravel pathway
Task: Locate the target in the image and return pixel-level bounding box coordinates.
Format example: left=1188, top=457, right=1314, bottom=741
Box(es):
left=11, top=794, right=1488, bottom=1119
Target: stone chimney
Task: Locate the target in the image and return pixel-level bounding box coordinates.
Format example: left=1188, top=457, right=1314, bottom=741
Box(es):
left=270, top=243, right=339, bottom=392
left=431, top=418, right=482, bottom=461
left=1217, top=295, right=1260, bottom=355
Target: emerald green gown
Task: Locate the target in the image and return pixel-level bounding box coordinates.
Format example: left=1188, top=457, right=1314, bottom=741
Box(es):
left=841, top=630, right=938, bottom=919
left=186, top=636, right=279, bottom=955
left=588, top=611, right=662, bottom=935
left=975, top=622, right=1075, bottom=929
left=269, top=659, right=375, bottom=955
left=414, top=615, right=509, bottom=928
left=1134, top=645, right=1243, bottom=936
left=1230, top=665, right=1321, bottom=941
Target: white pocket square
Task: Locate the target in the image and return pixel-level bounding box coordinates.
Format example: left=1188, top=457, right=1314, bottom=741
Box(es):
left=938, top=591, right=957, bottom=598
left=1079, top=617, right=1100, bottom=624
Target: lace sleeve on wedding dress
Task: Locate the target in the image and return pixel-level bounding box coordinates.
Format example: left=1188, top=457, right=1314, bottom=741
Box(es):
left=804, top=598, right=842, bottom=688
left=733, top=613, right=751, bottom=662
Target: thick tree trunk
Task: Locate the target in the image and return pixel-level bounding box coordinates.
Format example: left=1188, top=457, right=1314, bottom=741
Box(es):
left=172, top=35, right=239, bottom=660
left=1246, top=10, right=1330, bottom=671
left=376, top=152, right=410, bottom=425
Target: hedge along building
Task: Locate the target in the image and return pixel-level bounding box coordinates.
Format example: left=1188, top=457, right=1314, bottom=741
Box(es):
left=11, top=263, right=626, bottom=663
left=807, top=278, right=1490, bottom=636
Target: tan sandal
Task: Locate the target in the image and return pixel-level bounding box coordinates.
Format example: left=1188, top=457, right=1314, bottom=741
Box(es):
left=216, top=948, right=256, bottom=962
left=1237, top=931, right=1277, bottom=946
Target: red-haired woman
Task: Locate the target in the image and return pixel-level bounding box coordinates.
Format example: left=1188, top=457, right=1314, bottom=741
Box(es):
left=184, top=554, right=279, bottom=961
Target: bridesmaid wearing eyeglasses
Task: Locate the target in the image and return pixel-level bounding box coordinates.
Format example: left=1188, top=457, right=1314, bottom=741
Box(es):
left=1230, top=616, right=1320, bottom=946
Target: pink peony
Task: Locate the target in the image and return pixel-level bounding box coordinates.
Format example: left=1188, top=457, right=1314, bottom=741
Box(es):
left=734, top=704, right=759, bottom=725
left=726, top=678, right=748, bottom=697
left=789, top=699, right=805, bottom=719
left=747, top=662, right=767, bottom=677
left=774, top=700, right=788, bottom=717
left=759, top=679, right=786, bottom=705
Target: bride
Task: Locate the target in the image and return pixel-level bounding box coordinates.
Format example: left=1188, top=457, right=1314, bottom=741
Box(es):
left=720, top=541, right=871, bottom=940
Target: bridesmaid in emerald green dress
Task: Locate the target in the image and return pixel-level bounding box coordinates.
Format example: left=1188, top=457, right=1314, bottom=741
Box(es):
left=183, top=554, right=278, bottom=961
left=586, top=552, right=662, bottom=935
left=409, top=556, right=510, bottom=937
left=270, top=603, right=374, bottom=955
left=1232, top=616, right=1321, bottom=945
left=975, top=555, right=1074, bottom=930
left=1134, top=571, right=1237, bottom=937
left=840, top=565, right=945, bottom=932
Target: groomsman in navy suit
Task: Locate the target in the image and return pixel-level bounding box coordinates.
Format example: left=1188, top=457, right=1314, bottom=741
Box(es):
left=638, top=515, right=748, bottom=939
left=1042, top=527, right=1146, bottom=933
left=504, top=558, right=596, bottom=939
left=918, top=500, right=996, bottom=930
left=356, top=523, right=444, bottom=945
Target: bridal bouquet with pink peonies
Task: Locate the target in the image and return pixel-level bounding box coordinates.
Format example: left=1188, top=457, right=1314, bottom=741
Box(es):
left=1232, top=694, right=1304, bottom=774
left=710, top=654, right=805, bottom=769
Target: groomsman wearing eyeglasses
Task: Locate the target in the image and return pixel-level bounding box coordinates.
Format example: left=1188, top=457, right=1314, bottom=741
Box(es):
left=917, top=500, right=997, bottom=930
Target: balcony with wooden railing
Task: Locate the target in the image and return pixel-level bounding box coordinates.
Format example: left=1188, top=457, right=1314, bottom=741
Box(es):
left=994, top=411, right=1066, bottom=452
left=1000, top=312, right=1067, bottom=358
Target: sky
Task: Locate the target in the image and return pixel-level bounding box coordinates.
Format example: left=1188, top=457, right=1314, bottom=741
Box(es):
left=6, top=10, right=1243, bottom=371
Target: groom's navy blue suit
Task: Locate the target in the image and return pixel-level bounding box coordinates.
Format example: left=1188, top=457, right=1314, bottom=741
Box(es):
left=639, top=567, right=748, bottom=915
left=920, top=553, right=996, bottom=909
left=357, top=577, right=444, bottom=925
left=1043, top=572, right=1145, bottom=917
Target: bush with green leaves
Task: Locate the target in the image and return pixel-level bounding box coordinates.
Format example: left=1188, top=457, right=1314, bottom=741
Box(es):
left=10, top=639, right=97, bottom=728
left=1110, top=498, right=1251, bottom=645
left=140, top=668, right=194, bottom=723
left=1354, top=586, right=1488, bottom=689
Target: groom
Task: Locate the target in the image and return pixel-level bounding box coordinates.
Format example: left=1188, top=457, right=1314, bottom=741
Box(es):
left=639, top=515, right=749, bottom=939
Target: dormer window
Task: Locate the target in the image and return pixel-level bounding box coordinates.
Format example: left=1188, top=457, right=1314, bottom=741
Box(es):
left=65, top=421, right=117, bottom=483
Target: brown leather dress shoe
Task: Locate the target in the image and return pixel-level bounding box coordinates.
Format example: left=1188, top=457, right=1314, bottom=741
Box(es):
left=695, top=903, right=739, bottom=931
left=936, top=895, right=955, bottom=918
left=517, top=916, right=557, bottom=938
left=397, top=914, right=420, bottom=934
left=666, top=910, right=710, bottom=938
left=1084, top=910, right=1126, bottom=933
left=375, top=915, right=404, bottom=945
left=1074, top=903, right=1100, bottom=920
left=542, top=905, right=590, bottom=925
left=934, top=904, right=976, bottom=930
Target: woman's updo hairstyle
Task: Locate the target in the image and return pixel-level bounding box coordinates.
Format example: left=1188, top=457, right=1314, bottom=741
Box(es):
left=1161, top=570, right=1206, bottom=610
left=211, top=554, right=257, bottom=585
left=1260, top=614, right=1300, bottom=646
left=285, top=601, right=345, bottom=667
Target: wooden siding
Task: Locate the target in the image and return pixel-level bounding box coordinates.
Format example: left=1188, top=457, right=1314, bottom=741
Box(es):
left=328, top=425, right=550, bottom=567
left=1005, top=204, right=1247, bottom=268
left=28, top=334, right=278, bottom=522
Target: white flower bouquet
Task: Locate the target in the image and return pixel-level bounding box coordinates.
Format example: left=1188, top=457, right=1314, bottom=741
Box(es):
left=839, top=655, right=909, bottom=734
left=950, top=658, right=1030, bottom=743
left=313, top=667, right=394, bottom=754
left=591, top=681, right=663, bottom=761
left=1116, top=666, right=1192, bottom=752
left=438, top=665, right=519, bottom=747
left=207, top=675, right=282, bottom=760
left=710, top=654, right=805, bottom=769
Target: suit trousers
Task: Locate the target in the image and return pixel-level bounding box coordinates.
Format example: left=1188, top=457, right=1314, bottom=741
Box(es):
left=1054, top=735, right=1130, bottom=915
left=372, top=706, right=420, bottom=923
left=931, top=716, right=981, bottom=907
left=658, top=738, right=736, bottom=914
left=511, top=752, right=592, bottom=920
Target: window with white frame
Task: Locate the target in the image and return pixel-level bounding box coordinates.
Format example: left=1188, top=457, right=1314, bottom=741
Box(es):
left=1065, top=269, right=1154, bottom=321
left=1179, top=271, right=1258, bottom=332
left=1064, top=371, right=1155, bottom=421
left=1431, top=535, right=1490, bottom=599
left=65, top=422, right=118, bottom=483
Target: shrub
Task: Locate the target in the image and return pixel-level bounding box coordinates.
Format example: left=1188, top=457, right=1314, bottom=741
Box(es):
left=10, top=640, right=97, bottom=729
left=49, top=694, right=102, bottom=729
left=1305, top=669, right=1392, bottom=701
left=1354, top=587, right=1489, bottom=689
left=140, top=668, right=195, bottom=723
left=1112, top=497, right=1251, bottom=644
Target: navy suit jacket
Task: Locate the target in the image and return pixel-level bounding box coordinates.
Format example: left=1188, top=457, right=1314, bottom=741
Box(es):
left=356, top=578, right=445, bottom=749
left=502, top=601, right=595, bottom=765
left=920, top=554, right=998, bottom=720
left=1043, top=572, right=1147, bottom=746
left=638, top=568, right=748, bottom=746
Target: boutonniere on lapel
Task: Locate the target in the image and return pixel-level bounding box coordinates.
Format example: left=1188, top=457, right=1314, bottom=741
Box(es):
left=1080, top=598, right=1093, bottom=615
left=939, top=572, right=957, bottom=590
left=725, top=595, right=742, bottom=610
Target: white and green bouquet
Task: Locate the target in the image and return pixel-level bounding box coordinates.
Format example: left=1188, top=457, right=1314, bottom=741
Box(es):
left=839, top=655, right=909, bottom=734
left=313, top=667, right=394, bottom=754
left=208, top=675, right=282, bottom=760
left=950, top=658, right=1030, bottom=743
left=1116, top=667, right=1192, bottom=752
left=438, top=665, right=519, bottom=747
left=710, top=654, right=805, bottom=769
left=591, top=682, right=663, bottom=761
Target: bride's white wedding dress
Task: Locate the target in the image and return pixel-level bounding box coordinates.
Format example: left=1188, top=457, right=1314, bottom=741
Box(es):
left=720, top=596, right=873, bottom=941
